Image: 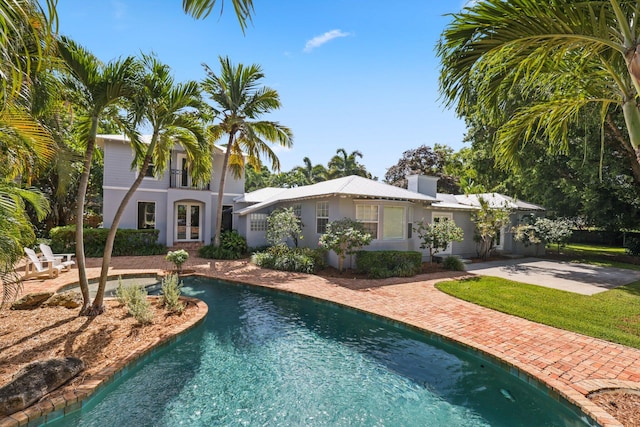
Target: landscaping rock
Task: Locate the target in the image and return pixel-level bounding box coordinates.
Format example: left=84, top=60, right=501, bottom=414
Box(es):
left=0, top=357, right=84, bottom=416
left=10, top=292, right=54, bottom=310
left=44, top=291, right=82, bottom=309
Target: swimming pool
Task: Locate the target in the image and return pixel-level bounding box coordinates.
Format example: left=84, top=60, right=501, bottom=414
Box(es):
left=46, top=276, right=595, bottom=426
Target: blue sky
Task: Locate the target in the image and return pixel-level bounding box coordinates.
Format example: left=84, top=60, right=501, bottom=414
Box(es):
left=56, top=1, right=469, bottom=180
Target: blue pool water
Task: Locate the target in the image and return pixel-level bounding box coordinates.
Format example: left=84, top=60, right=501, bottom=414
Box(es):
left=47, top=276, right=593, bottom=426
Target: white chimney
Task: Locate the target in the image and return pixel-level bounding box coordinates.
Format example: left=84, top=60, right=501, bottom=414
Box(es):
left=407, top=175, right=439, bottom=198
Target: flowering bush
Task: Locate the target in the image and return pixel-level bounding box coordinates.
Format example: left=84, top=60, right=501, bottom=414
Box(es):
left=166, top=249, right=189, bottom=272
left=266, top=207, right=303, bottom=247
left=319, top=218, right=372, bottom=272
left=413, top=218, right=464, bottom=263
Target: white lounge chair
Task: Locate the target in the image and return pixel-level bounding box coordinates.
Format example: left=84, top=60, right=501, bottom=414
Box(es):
left=23, top=247, right=64, bottom=279
left=39, top=243, right=75, bottom=272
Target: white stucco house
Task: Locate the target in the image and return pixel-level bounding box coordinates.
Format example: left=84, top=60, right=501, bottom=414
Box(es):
left=98, top=134, right=243, bottom=248
left=99, top=134, right=545, bottom=266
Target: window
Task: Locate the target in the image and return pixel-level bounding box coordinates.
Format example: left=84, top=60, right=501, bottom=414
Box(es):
left=383, top=206, right=404, bottom=240
left=143, top=163, right=156, bottom=178
left=250, top=213, right=268, bottom=231
left=137, top=202, right=155, bottom=229
left=316, top=202, right=329, bottom=234
left=356, top=205, right=378, bottom=239
left=292, top=203, right=302, bottom=218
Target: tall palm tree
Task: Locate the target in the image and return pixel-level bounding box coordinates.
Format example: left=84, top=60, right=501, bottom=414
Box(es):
left=201, top=56, right=293, bottom=247
left=90, top=55, right=209, bottom=314
left=57, top=36, right=142, bottom=315
left=293, top=156, right=327, bottom=184
left=437, top=0, right=640, bottom=179
left=327, top=148, right=370, bottom=179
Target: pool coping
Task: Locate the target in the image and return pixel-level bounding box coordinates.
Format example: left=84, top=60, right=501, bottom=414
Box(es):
left=4, top=258, right=638, bottom=427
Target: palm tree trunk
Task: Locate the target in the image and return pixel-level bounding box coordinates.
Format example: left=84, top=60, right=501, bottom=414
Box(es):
left=213, top=133, right=234, bottom=247
left=606, top=113, right=640, bottom=185
left=90, top=139, right=158, bottom=314
left=77, top=117, right=98, bottom=315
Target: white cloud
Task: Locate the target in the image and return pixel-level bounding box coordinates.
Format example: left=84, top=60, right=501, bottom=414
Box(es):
left=303, top=29, right=351, bottom=53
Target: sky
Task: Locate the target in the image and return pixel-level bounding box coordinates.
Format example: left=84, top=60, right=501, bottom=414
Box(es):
left=55, top=1, right=470, bottom=181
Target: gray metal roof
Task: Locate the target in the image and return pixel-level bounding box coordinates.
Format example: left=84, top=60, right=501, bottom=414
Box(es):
left=450, top=193, right=545, bottom=211
left=236, top=175, right=436, bottom=216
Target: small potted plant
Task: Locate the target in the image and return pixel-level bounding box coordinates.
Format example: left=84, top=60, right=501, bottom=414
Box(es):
left=166, top=249, right=189, bottom=273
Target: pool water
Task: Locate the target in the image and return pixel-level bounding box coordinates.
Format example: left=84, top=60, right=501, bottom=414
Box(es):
left=47, top=276, right=593, bottom=426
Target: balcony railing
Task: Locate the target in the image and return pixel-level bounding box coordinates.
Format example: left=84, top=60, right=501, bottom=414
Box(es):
left=169, top=169, right=210, bottom=190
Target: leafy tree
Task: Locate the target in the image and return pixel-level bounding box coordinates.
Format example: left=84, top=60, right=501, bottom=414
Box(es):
left=245, top=164, right=272, bottom=192
left=318, top=218, right=372, bottom=272
left=268, top=170, right=308, bottom=188
left=512, top=214, right=544, bottom=255
left=471, top=197, right=511, bottom=260
left=438, top=0, right=640, bottom=181
left=535, top=217, right=574, bottom=254
left=266, top=207, right=303, bottom=247
left=57, top=36, right=142, bottom=314
left=91, top=55, right=209, bottom=314
left=201, top=56, right=293, bottom=247
left=385, top=144, right=460, bottom=193
left=413, top=218, right=464, bottom=264
left=327, top=148, right=373, bottom=179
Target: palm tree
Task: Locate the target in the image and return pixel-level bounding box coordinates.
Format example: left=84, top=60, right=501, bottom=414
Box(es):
left=437, top=0, right=640, bottom=180
left=0, top=0, right=57, bottom=107
left=327, top=148, right=370, bottom=179
left=201, top=56, right=293, bottom=247
left=293, top=156, right=327, bottom=184
left=90, top=55, right=209, bottom=314
left=57, top=36, right=142, bottom=315
left=182, top=0, right=254, bottom=31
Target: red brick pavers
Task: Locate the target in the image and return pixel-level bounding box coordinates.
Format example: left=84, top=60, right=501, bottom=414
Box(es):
left=14, top=253, right=640, bottom=426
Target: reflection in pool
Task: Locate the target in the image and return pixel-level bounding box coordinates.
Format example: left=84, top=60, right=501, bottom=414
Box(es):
left=47, top=276, right=594, bottom=426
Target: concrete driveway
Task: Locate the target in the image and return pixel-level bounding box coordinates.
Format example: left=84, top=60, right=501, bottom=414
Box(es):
left=464, top=257, right=640, bottom=295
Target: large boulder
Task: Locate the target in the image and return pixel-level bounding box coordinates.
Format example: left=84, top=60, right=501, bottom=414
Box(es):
left=10, top=292, right=54, bottom=310
left=44, top=291, right=82, bottom=309
left=0, top=357, right=85, bottom=416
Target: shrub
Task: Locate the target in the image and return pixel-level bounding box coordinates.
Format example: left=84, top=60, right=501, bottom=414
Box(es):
left=625, top=236, right=640, bottom=256
left=49, top=225, right=166, bottom=257
left=166, top=249, right=189, bottom=272
left=198, top=244, right=241, bottom=260
left=220, top=230, right=248, bottom=255
left=442, top=256, right=466, bottom=271
left=318, top=218, right=372, bottom=272
left=252, top=245, right=325, bottom=273
left=356, top=251, right=422, bottom=278
left=116, top=282, right=153, bottom=325
left=266, top=208, right=303, bottom=247
left=160, top=273, right=185, bottom=314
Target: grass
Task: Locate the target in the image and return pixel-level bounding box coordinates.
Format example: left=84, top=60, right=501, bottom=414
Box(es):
left=436, top=276, right=640, bottom=349
left=546, top=243, right=640, bottom=271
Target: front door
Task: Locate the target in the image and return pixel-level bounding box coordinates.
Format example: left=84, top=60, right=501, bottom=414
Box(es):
left=175, top=203, right=201, bottom=241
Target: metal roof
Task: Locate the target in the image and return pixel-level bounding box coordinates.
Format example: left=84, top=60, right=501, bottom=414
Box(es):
left=236, top=175, right=437, bottom=216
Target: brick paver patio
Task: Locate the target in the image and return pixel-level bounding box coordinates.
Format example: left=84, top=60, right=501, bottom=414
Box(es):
left=9, top=253, right=640, bottom=426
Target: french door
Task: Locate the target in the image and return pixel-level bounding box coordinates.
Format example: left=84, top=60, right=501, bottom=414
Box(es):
left=175, top=203, right=201, bottom=241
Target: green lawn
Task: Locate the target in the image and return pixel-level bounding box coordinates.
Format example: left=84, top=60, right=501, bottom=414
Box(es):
left=547, top=243, right=640, bottom=271
left=436, top=276, right=640, bottom=349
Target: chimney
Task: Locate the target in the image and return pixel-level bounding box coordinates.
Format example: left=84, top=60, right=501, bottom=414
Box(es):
left=407, top=175, right=439, bottom=198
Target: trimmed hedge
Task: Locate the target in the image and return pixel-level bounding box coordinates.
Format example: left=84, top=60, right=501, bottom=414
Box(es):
left=356, top=250, right=422, bottom=279
left=49, top=225, right=166, bottom=257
